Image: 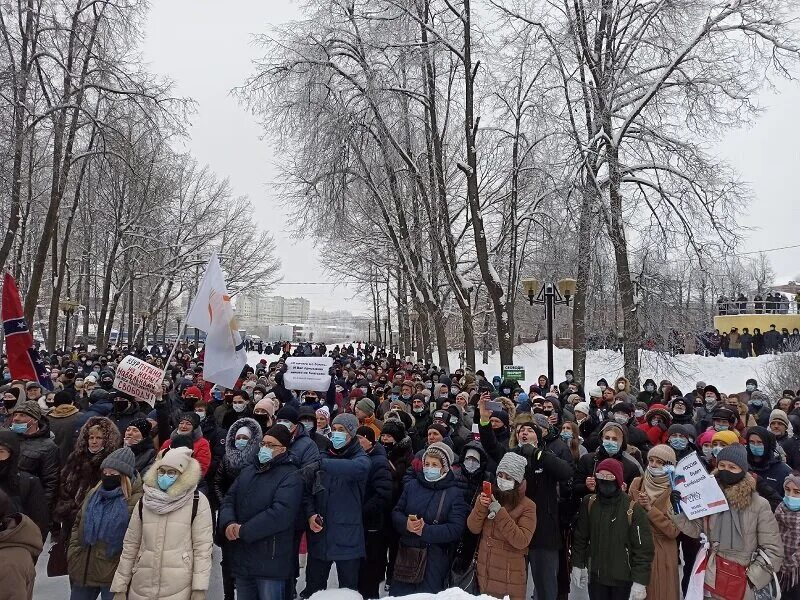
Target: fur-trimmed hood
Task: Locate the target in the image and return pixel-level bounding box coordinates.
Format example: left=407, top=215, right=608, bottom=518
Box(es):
left=223, top=417, right=262, bottom=472
left=143, top=452, right=202, bottom=499
left=714, top=470, right=756, bottom=510
left=74, top=416, right=122, bottom=456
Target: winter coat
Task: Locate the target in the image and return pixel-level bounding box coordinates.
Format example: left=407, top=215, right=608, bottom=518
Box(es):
left=0, top=431, right=49, bottom=540
left=776, top=433, right=800, bottom=470
left=47, top=404, right=82, bottom=465
left=67, top=477, right=144, bottom=587
left=467, top=493, right=537, bottom=600
left=0, top=514, right=43, bottom=600
left=572, top=490, right=654, bottom=586
left=386, top=436, right=414, bottom=504
left=304, top=440, right=371, bottom=561
left=673, top=474, right=783, bottom=599
left=288, top=426, right=321, bottom=468
left=628, top=477, right=680, bottom=600
left=110, top=455, right=214, bottom=600
left=574, top=444, right=643, bottom=498
left=14, top=420, right=60, bottom=509
left=362, top=442, right=393, bottom=532
left=218, top=451, right=302, bottom=579
left=53, top=416, right=123, bottom=528
left=212, top=417, right=262, bottom=508
left=129, top=437, right=156, bottom=476
left=391, top=470, right=469, bottom=595
left=160, top=430, right=212, bottom=476
left=79, top=393, right=147, bottom=436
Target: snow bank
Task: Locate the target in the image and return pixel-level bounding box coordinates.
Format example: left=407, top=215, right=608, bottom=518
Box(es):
left=247, top=341, right=778, bottom=395
left=307, top=588, right=505, bottom=600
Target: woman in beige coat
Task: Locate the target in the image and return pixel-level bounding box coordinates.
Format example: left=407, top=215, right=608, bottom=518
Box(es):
left=628, top=444, right=681, bottom=600
left=111, top=447, right=213, bottom=600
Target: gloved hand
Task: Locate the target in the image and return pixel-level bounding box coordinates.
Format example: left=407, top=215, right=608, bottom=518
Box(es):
left=113, top=593, right=127, bottom=600
left=670, top=490, right=682, bottom=512
left=488, top=499, right=501, bottom=514
left=190, top=591, right=207, bottom=600
left=571, top=567, right=588, bottom=590
left=629, top=582, right=647, bottom=600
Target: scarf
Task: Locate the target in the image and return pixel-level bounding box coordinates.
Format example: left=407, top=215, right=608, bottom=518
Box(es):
left=82, top=486, right=129, bottom=555
left=642, top=471, right=671, bottom=502
left=710, top=476, right=754, bottom=554
left=775, top=503, right=800, bottom=588
left=49, top=404, right=79, bottom=418
left=141, top=483, right=194, bottom=515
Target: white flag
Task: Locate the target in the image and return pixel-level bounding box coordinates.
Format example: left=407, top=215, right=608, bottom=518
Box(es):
left=185, top=254, right=246, bottom=388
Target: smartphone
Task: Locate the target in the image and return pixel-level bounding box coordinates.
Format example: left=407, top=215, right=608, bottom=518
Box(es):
left=408, top=514, right=418, bottom=521
left=486, top=400, right=503, bottom=412
left=429, top=401, right=437, bottom=412
left=482, top=481, right=492, bottom=496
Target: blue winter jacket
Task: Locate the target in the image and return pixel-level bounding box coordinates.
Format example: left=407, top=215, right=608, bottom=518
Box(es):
left=391, top=470, right=469, bottom=594
left=288, top=426, right=320, bottom=468
left=304, top=440, right=370, bottom=561
left=218, top=451, right=302, bottom=579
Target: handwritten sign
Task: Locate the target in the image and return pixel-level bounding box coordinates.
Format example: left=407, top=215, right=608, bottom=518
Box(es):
left=113, top=356, right=163, bottom=406
left=283, top=357, right=334, bottom=392
left=671, top=454, right=729, bottom=519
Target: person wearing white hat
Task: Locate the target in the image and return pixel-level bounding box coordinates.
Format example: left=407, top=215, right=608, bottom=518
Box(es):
left=111, top=447, right=213, bottom=600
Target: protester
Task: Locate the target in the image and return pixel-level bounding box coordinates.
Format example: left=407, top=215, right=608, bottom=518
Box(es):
left=0, top=488, right=43, bottom=600
left=122, top=419, right=156, bottom=475
left=8, top=401, right=60, bottom=510
left=776, top=473, right=800, bottom=600
left=159, top=412, right=212, bottom=477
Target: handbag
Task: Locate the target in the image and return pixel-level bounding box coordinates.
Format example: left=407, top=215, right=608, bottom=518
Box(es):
left=47, top=535, right=69, bottom=577
left=393, top=490, right=448, bottom=585
left=448, top=540, right=479, bottom=594
left=752, top=548, right=781, bottom=600
left=704, top=553, right=748, bottom=600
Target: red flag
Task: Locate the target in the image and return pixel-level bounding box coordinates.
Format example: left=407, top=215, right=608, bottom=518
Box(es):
left=1, top=272, right=51, bottom=387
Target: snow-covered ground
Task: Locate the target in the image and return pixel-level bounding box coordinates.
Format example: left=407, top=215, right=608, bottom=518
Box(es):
left=248, top=341, right=778, bottom=395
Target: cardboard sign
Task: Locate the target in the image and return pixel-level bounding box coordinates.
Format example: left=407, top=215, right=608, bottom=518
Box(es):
left=113, top=355, right=163, bottom=406
left=283, top=357, right=334, bottom=392
left=671, top=454, right=729, bottom=519
left=502, top=365, right=525, bottom=381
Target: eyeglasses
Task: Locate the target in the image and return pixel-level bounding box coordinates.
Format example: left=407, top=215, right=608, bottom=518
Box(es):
left=260, top=442, right=283, bottom=450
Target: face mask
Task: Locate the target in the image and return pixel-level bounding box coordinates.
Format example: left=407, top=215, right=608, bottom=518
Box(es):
left=424, top=382, right=432, bottom=389
left=711, top=446, right=723, bottom=457
left=231, top=403, right=245, bottom=413
left=413, top=407, right=424, bottom=414
left=634, top=409, right=645, bottom=418
left=331, top=431, right=348, bottom=449
left=300, top=421, right=314, bottom=433
left=10, top=423, right=28, bottom=435
left=751, top=400, right=763, bottom=408
left=450, top=387, right=459, bottom=395
left=617, top=383, right=625, bottom=391
left=566, top=374, right=573, bottom=382
left=195, top=411, right=205, bottom=420
left=673, top=407, right=686, bottom=415
left=463, top=458, right=480, bottom=474
left=102, top=474, right=121, bottom=490
left=258, top=446, right=273, bottom=464
left=599, top=384, right=607, bottom=391
left=253, top=393, right=263, bottom=401
left=613, top=414, right=628, bottom=425
left=596, top=480, right=619, bottom=498
left=645, top=385, right=655, bottom=392
left=560, top=431, right=573, bottom=441
left=784, top=495, right=800, bottom=511
left=669, top=437, right=688, bottom=450
left=749, top=443, right=765, bottom=457
left=714, top=424, right=728, bottom=432
left=602, top=440, right=620, bottom=455
left=277, top=420, right=293, bottom=430
left=502, top=389, right=511, bottom=395
left=716, top=469, right=745, bottom=487
left=702, top=446, right=713, bottom=459
left=746, top=384, right=756, bottom=392
left=423, top=466, right=443, bottom=482
left=157, top=473, right=178, bottom=491
left=496, top=477, right=515, bottom=491
left=234, top=439, right=249, bottom=450
left=647, top=466, right=665, bottom=477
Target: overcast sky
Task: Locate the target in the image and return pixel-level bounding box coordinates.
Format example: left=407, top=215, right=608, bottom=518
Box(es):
left=142, top=1, right=800, bottom=315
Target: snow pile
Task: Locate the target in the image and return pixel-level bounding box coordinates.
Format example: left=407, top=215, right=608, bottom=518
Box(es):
left=307, top=588, right=505, bottom=600
left=247, top=341, right=780, bottom=395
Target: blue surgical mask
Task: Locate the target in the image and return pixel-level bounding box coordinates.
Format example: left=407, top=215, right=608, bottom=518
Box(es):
left=714, top=424, right=728, bottom=432
left=669, top=437, right=688, bottom=451
left=10, top=423, right=28, bottom=434
left=277, top=420, right=293, bottom=430
left=784, top=495, right=800, bottom=511
left=423, top=466, right=442, bottom=482
left=258, top=446, right=273, bottom=464
left=157, top=473, right=177, bottom=491
left=234, top=439, right=249, bottom=450
left=560, top=431, right=573, bottom=442
left=712, top=446, right=723, bottom=457
left=331, top=431, right=348, bottom=449
left=602, top=440, right=620, bottom=455
left=746, top=384, right=756, bottom=393
left=751, top=400, right=763, bottom=408
left=749, top=443, right=765, bottom=457
left=647, top=466, right=665, bottom=477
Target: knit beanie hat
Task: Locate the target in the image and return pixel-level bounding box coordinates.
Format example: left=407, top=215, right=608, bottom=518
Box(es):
left=784, top=473, right=800, bottom=492
left=332, top=413, right=358, bottom=438
left=179, top=412, right=200, bottom=430
left=275, top=405, right=299, bottom=425
left=101, top=447, right=136, bottom=478
left=356, top=425, right=375, bottom=443
left=667, top=423, right=693, bottom=439
left=712, top=430, right=740, bottom=446
left=254, top=397, right=276, bottom=417
left=265, top=425, right=292, bottom=448
left=427, top=422, right=449, bottom=438
left=697, top=429, right=715, bottom=447
left=648, top=444, right=677, bottom=466
left=159, top=447, right=194, bottom=473
left=356, top=398, right=375, bottom=417
left=497, top=452, right=527, bottom=484
left=316, top=406, right=330, bottom=422
left=423, top=441, right=454, bottom=471
left=574, top=402, right=590, bottom=416
left=10, top=400, right=41, bottom=421
left=53, top=391, right=73, bottom=407
left=770, top=409, right=790, bottom=429
left=129, top=418, right=152, bottom=439
left=717, top=443, right=748, bottom=472
left=381, top=420, right=406, bottom=443
left=596, top=458, right=624, bottom=488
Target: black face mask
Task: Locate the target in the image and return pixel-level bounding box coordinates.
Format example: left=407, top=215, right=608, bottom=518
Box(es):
left=3, top=400, right=16, bottom=411
left=253, top=414, right=271, bottom=430
left=0, top=458, right=11, bottom=479
left=382, top=441, right=395, bottom=452
left=716, top=470, right=746, bottom=487
left=596, top=480, right=620, bottom=499
left=101, top=474, right=121, bottom=490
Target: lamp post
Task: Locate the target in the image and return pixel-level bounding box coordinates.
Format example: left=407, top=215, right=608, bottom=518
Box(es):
left=521, top=278, right=577, bottom=386
left=59, top=299, right=79, bottom=351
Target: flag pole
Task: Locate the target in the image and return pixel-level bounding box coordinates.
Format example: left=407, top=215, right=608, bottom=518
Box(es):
left=160, top=317, right=189, bottom=382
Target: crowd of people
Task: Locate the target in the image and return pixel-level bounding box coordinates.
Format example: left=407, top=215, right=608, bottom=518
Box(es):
left=1, top=342, right=800, bottom=600
left=696, top=325, right=800, bottom=357
left=716, top=292, right=798, bottom=316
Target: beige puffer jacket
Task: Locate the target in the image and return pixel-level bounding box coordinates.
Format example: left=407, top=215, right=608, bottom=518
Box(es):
left=110, top=455, right=213, bottom=600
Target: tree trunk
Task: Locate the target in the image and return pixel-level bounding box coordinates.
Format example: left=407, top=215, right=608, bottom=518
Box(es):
left=430, top=304, right=450, bottom=372
left=572, top=183, right=595, bottom=385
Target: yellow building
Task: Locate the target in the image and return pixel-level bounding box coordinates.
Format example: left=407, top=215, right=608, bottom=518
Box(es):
left=714, top=313, right=800, bottom=332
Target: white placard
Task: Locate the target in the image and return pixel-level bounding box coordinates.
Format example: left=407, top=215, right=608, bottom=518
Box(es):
left=671, top=454, right=729, bottom=519
left=283, top=357, right=334, bottom=392
left=113, top=355, right=163, bottom=406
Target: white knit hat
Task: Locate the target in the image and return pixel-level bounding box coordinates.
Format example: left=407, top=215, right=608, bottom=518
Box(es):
left=159, top=447, right=194, bottom=473
left=235, top=426, right=253, bottom=438
left=497, top=452, right=528, bottom=483
left=574, top=402, right=590, bottom=416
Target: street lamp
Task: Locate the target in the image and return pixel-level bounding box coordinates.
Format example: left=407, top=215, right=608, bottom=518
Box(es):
left=521, top=277, right=577, bottom=386
left=59, top=299, right=80, bottom=350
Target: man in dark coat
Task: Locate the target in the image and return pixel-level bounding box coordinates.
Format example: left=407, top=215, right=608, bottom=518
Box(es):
left=8, top=402, right=60, bottom=514
left=47, top=391, right=82, bottom=465
left=0, top=431, right=48, bottom=540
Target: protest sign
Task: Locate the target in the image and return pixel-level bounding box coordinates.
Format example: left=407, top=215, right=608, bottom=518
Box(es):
left=501, top=365, right=525, bottom=381
left=284, top=357, right=334, bottom=392
left=113, top=355, right=163, bottom=406
left=671, top=454, right=729, bottom=519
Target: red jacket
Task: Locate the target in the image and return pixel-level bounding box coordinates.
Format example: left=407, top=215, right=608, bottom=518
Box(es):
left=160, top=435, right=212, bottom=476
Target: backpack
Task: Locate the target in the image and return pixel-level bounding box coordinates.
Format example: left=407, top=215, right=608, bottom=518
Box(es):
left=139, top=490, right=200, bottom=522
left=586, top=493, right=636, bottom=525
